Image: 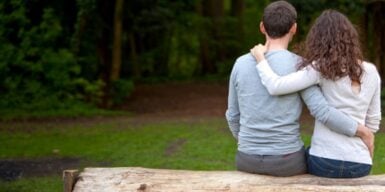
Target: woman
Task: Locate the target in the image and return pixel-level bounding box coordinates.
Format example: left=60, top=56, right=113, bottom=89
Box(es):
left=250, top=10, right=381, bottom=178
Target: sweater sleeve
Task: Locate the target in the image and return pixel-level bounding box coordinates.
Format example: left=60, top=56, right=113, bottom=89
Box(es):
left=365, top=69, right=382, bottom=132
left=256, top=60, right=320, bottom=95
left=226, top=63, right=240, bottom=140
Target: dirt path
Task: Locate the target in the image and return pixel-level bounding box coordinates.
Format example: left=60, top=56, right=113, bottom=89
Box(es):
left=119, top=81, right=314, bottom=129
left=119, top=82, right=229, bottom=119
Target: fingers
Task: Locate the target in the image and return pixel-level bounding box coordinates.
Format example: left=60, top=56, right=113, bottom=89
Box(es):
left=250, top=44, right=263, bottom=54
left=370, top=135, right=374, bottom=158
left=359, top=128, right=375, bottom=159
left=367, top=145, right=373, bottom=158
left=366, top=132, right=375, bottom=158
left=250, top=43, right=267, bottom=62
left=369, top=145, right=374, bottom=158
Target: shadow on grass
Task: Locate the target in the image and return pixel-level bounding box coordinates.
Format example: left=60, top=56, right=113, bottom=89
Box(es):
left=0, top=157, right=111, bottom=182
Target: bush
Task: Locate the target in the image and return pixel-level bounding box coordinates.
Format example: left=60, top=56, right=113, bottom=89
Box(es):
left=110, top=79, right=135, bottom=106
left=0, top=1, right=106, bottom=113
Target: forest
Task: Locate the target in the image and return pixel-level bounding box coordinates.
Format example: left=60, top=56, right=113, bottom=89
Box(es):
left=1, top=0, right=385, bottom=115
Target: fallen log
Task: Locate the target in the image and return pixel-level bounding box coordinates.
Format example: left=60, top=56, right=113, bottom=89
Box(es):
left=69, top=167, right=385, bottom=192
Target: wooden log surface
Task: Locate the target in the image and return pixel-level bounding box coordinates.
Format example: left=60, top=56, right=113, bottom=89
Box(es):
left=72, top=167, right=385, bottom=192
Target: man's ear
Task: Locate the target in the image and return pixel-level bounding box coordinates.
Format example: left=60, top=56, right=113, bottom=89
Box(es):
left=290, top=23, right=297, bottom=35
left=260, top=22, right=266, bottom=35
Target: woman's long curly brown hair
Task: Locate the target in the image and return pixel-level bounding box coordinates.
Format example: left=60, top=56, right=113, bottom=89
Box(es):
left=299, top=10, right=363, bottom=83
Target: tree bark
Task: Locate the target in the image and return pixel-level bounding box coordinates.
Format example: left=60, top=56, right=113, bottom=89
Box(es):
left=128, top=32, right=140, bottom=78
left=110, top=0, right=124, bottom=81
left=96, top=0, right=114, bottom=108
left=365, top=0, right=385, bottom=81
left=199, top=0, right=225, bottom=74
left=73, top=167, right=385, bottom=192
left=231, top=0, right=245, bottom=34
left=231, top=0, right=244, bottom=18
left=372, top=1, right=385, bottom=79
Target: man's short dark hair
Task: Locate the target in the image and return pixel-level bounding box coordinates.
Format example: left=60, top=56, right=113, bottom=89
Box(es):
left=263, top=1, right=297, bottom=38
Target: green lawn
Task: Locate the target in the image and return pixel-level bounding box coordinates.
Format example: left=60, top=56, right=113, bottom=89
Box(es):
left=1, top=117, right=385, bottom=192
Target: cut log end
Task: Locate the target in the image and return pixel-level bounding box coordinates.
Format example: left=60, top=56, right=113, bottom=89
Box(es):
left=63, top=169, right=79, bottom=192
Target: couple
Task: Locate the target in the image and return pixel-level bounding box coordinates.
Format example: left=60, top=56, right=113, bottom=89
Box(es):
left=226, top=1, right=381, bottom=178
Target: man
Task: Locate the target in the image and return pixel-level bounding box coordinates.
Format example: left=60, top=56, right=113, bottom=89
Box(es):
left=226, top=0, right=373, bottom=176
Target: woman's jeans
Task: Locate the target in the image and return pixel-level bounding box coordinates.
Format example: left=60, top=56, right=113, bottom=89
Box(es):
left=307, top=152, right=371, bottom=178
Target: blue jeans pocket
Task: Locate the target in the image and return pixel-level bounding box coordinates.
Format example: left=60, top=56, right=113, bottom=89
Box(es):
left=348, top=164, right=371, bottom=178
left=308, top=155, right=338, bottom=177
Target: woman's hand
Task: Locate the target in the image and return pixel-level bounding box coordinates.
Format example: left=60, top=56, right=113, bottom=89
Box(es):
left=357, top=124, right=375, bottom=158
left=250, top=41, right=269, bottom=62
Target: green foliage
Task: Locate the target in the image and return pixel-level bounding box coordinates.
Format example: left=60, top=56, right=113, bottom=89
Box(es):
left=71, top=0, right=103, bottom=80
left=381, top=89, right=385, bottom=111
left=288, top=0, right=365, bottom=46
left=167, top=13, right=200, bottom=78
left=110, top=79, right=134, bottom=105
left=0, top=0, right=116, bottom=113
left=0, top=1, right=78, bottom=110
left=72, top=78, right=105, bottom=106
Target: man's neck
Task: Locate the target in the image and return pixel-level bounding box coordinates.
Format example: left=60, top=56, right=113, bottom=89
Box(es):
left=266, top=36, right=290, bottom=51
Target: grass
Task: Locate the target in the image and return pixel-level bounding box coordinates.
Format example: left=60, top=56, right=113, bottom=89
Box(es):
left=0, top=118, right=235, bottom=169
left=0, top=177, right=62, bottom=192
left=1, top=117, right=385, bottom=191
left=0, top=101, right=129, bottom=121
left=0, top=118, right=235, bottom=192
left=0, top=104, right=128, bottom=121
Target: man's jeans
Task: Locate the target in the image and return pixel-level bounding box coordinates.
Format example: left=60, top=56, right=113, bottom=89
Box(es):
left=307, top=152, right=371, bottom=178
left=236, top=147, right=307, bottom=177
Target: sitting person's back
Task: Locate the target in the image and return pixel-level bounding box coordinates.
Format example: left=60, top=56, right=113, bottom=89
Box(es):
left=230, top=51, right=303, bottom=156
left=227, top=50, right=307, bottom=176
left=311, top=62, right=380, bottom=166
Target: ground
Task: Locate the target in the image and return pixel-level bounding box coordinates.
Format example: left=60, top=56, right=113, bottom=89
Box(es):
left=0, top=82, right=230, bottom=181
left=120, top=82, right=229, bottom=119
left=0, top=81, right=316, bottom=181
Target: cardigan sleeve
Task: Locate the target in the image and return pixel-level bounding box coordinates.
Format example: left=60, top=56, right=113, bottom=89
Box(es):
left=365, top=66, right=382, bottom=132
left=256, top=60, right=320, bottom=95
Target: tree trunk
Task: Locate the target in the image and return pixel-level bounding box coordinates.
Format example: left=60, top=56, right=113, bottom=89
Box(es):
left=364, top=0, right=385, bottom=82
left=372, top=1, right=385, bottom=80
left=73, top=167, right=385, bottom=192
left=128, top=32, right=140, bottom=78
left=361, top=0, right=369, bottom=57
left=197, top=0, right=210, bottom=75
left=231, top=0, right=245, bottom=39
left=97, top=0, right=114, bottom=108
left=199, top=0, right=225, bottom=74
left=231, top=0, right=244, bottom=17
left=110, top=0, right=124, bottom=81
left=97, top=27, right=111, bottom=108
